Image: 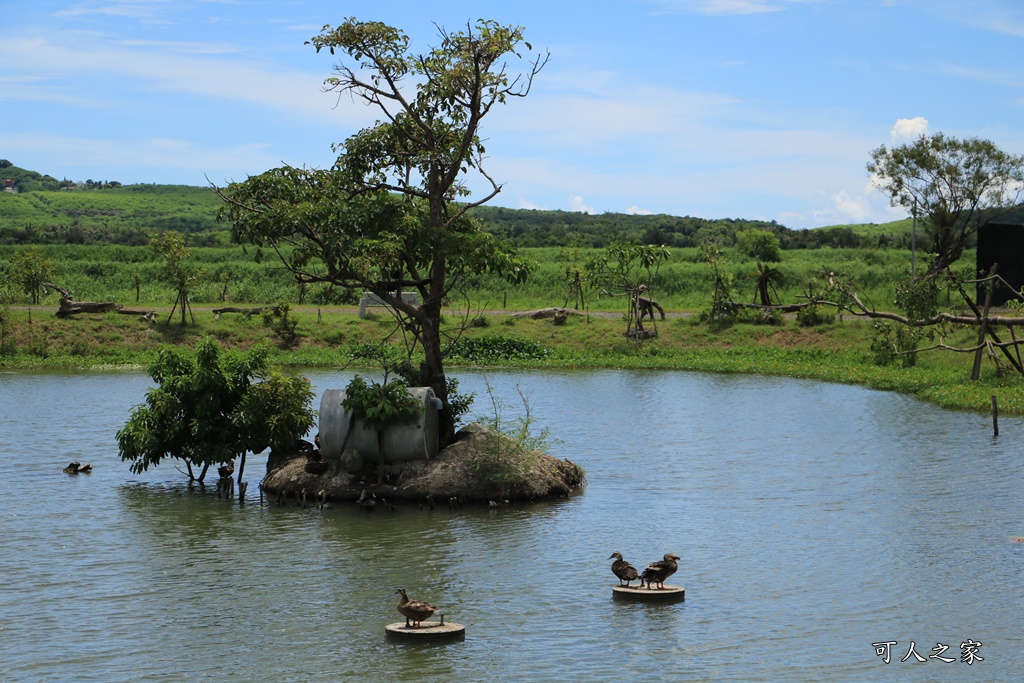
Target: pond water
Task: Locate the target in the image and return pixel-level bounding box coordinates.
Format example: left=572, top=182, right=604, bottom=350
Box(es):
left=2, top=367, right=1022, bottom=682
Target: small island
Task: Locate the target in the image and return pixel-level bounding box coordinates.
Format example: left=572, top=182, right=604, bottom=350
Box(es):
left=263, top=421, right=585, bottom=506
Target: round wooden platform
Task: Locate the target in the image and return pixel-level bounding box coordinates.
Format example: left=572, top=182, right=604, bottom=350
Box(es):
left=385, top=620, right=466, bottom=641
left=612, top=584, right=685, bottom=602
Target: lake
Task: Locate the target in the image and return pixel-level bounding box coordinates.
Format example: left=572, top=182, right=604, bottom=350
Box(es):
left=2, top=367, right=1021, bottom=682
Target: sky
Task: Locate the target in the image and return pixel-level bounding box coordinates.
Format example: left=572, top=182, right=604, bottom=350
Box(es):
left=1, top=0, right=1022, bottom=229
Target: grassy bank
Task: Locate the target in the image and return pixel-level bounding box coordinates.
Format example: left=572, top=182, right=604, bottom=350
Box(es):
left=1, top=303, right=1020, bottom=417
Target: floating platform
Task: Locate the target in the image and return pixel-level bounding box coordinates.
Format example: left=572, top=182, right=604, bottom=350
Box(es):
left=612, top=584, right=685, bottom=602
left=385, top=620, right=466, bottom=641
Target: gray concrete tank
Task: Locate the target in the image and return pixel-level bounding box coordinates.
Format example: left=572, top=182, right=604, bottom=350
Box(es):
left=318, top=387, right=441, bottom=464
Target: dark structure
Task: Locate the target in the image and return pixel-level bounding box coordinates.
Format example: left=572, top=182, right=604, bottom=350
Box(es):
left=977, top=218, right=1024, bottom=307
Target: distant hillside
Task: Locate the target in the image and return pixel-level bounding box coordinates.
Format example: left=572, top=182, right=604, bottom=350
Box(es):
left=1, top=161, right=917, bottom=249
left=468, top=205, right=916, bottom=250
left=0, top=163, right=224, bottom=245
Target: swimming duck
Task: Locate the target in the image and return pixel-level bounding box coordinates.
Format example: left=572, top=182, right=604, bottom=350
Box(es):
left=640, top=553, right=680, bottom=590
left=608, top=552, right=640, bottom=587
left=394, top=588, right=438, bottom=628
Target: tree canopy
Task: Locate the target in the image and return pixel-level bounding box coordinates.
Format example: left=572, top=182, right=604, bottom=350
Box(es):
left=116, top=338, right=316, bottom=484
left=217, top=18, right=547, bottom=443
left=868, top=132, right=1024, bottom=274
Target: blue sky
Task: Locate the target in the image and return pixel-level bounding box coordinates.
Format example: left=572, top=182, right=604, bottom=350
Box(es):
left=2, top=0, right=1022, bottom=229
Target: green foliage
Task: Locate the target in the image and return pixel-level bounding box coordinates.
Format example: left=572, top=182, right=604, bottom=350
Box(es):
left=473, top=381, right=549, bottom=497
left=234, top=371, right=317, bottom=455
left=586, top=241, right=670, bottom=336
left=7, top=248, right=54, bottom=304
left=0, top=182, right=221, bottom=245
left=558, top=247, right=587, bottom=309
left=116, top=338, right=316, bottom=478
left=797, top=303, right=835, bottom=327
left=750, top=262, right=784, bottom=306
left=0, top=304, right=10, bottom=354
left=446, top=335, right=551, bottom=362
left=152, top=231, right=200, bottom=324
left=341, top=375, right=421, bottom=432
left=894, top=276, right=939, bottom=322
left=219, top=18, right=546, bottom=445
left=871, top=320, right=933, bottom=368
left=736, top=228, right=782, bottom=262
left=701, top=241, right=735, bottom=327
left=262, top=301, right=299, bottom=346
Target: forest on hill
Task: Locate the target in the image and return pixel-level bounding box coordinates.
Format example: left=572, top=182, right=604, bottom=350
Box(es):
left=0, top=161, right=918, bottom=250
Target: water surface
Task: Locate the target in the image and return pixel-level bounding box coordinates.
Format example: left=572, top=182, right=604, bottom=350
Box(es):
left=2, top=368, right=1021, bottom=682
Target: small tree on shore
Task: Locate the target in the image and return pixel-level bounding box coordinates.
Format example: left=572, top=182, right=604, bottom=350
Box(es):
left=151, top=232, right=199, bottom=326
left=7, top=248, right=54, bottom=305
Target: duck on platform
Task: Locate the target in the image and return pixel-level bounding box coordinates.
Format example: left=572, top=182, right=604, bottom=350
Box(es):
left=640, top=553, right=680, bottom=590
left=608, top=551, right=640, bottom=587
left=394, top=588, right=438, bottom=628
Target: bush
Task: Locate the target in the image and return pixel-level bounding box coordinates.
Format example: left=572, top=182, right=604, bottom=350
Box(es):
left=735, top=228, right=781, bottom=262
left=797, top=304, right=834, bottom=327
left=446, top=336, right=551, bottom=362
left=870, top=320, right=933, bottom=368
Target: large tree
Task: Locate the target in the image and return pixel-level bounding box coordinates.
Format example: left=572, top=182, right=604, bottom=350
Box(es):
left=217, top=18, right=546, bottom=443
left=868, top=132, right=1024, bottom=274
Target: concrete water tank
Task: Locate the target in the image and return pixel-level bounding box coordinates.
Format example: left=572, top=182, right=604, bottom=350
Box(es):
left=318, top=387, right=440, bottom=463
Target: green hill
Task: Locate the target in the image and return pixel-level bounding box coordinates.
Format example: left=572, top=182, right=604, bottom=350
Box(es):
left=0, top=161, right=916, bottom=249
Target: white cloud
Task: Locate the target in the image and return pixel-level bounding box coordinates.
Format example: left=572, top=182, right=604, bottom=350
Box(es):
left=890, top=116, right=929, bottom=140
left=916, top=0, right=1024, bottom=38
left=516, top=196, right=546, bottom=211
left=0, top=35, right=368, bottom=127
left=626, top=205, right=653, bottom=215
left=568, top=195, right=597, bottom=214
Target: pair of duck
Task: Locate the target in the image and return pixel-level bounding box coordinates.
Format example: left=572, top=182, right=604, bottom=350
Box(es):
left=609, top=551, right=680, bottom=589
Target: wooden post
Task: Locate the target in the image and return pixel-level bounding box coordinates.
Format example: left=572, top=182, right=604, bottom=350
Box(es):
left=992, top=396, right=999, bottom=437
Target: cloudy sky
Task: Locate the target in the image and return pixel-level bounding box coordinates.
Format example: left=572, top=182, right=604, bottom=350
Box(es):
left=2, top=0, right=1022, bottom=228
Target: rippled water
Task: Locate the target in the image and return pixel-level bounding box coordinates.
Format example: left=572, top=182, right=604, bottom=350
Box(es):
left=2, top=368, right=1022, bottom=682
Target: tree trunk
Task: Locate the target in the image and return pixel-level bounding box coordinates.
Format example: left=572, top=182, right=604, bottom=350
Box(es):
left=418, top=304, right=452, bottom=445
left=237, top=452, right=247, bottom=488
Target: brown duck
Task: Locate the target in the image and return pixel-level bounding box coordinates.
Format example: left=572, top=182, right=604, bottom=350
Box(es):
left=608, top=552, right=640, bottom=587
left=639, top=553, right=680, bottom=589
left=394, top=588, right=438, bottom=628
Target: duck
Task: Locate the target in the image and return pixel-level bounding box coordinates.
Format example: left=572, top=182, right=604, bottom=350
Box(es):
left=394, top=588, right=438, bottom=628
left=608, top=552, right=640, bottom=587
left=63, top=461, right=92, bottom=474
left=358, top=488, right=376, bottom=511
left=639, top=553, right=680, bottom=590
